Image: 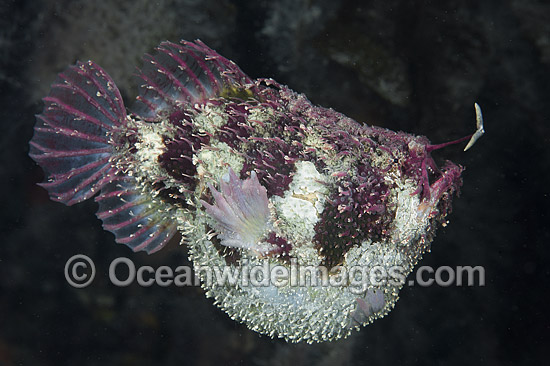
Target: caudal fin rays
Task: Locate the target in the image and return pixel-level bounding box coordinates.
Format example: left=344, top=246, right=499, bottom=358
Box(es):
left=29, top=61, right=125, bottom=205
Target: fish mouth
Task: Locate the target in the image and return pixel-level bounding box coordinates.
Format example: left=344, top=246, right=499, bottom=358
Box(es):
left=416, top=157, right=464, bottom=220
left=406, top=133, right=465, bottom=203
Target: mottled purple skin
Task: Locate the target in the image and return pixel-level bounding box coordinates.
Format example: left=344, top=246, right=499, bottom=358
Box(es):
left=217, top=89, right=303, bottom=197
left=154, top=77, right=463, bottom=266
left=159, top=110, right=210, bottom=191
left=29, top=40, right=468, bottom=342
left=30, top=39, right=463, bottom=261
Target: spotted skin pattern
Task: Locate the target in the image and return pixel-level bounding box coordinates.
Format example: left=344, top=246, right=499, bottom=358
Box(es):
left=30, top=40, right=472, bottom=342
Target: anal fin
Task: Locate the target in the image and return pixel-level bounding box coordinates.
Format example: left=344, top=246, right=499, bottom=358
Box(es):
left=95, top=177, right=177, bottom=253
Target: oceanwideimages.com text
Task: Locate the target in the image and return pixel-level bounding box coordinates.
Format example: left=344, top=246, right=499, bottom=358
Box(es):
left=64, top=255, right=485, bottom=291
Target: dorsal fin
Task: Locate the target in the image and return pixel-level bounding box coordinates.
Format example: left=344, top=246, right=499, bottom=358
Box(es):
left=132, top=40, right=254, bottom=121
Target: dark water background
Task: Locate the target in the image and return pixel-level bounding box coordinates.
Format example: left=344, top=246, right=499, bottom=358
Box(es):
left=1, top=0, right=549, bottom=365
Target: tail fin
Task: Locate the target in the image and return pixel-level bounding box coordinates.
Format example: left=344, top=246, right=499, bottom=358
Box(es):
left=30, top=61, right=177, bottom=254
left=29, top=61, right=125, bottom=205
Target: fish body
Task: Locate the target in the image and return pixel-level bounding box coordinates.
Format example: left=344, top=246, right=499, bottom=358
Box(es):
left=30, top=40, right=468, bottom=342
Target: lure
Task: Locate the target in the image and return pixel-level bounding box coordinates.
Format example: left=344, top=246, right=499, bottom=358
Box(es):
left=29, top=40, right=483, bottom=342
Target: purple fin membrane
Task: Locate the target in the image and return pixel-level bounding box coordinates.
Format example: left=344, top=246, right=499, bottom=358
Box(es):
left=133, top=40, right=254, bottom=121
left=30, top=60, right=177, bottom=254
left=29, top=61, right=125, bottom=205
left=200, top=168, right=270, bottom=252
left=95, top=177, right=177, bottom=253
